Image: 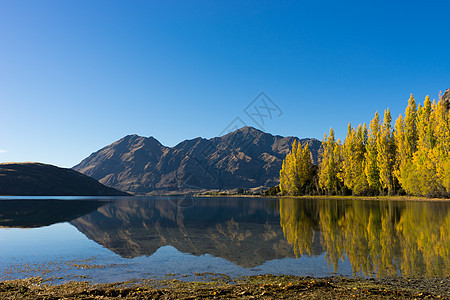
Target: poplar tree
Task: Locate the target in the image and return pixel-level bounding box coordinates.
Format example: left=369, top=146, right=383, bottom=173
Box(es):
left=341, top=123, right=368, bottom=195
left=393, top=94, right=418, bottom=191
left=283, top=90, right=449, bottom=197
left=298, top=143, right=313, bottom=190
left=341, top=123, right=356, bottom=191
left=377, top=109, right=395, bottom=195
left=280, top=140, right=299, bottom=195
left=408, top=96, right=443, bottom=196
left=353, top=123, right=369, bottom=195
left=393, top=114, right=407, bottom=188
left=319, top=128, right=342, bottom=195
left=279, top=140, right=313, bottom=195
left=434, top=95, right=450, bottom=194
left=365, top=111, right=381, bottom=193
left=404, top=94, right=418, bottom=156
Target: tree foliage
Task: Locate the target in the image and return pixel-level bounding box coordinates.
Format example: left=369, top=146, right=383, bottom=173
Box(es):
left=377, top=109, right=395, bottom=195
left=280, top=140, right=315, bottom=195
left=318, top=128, right=343, bottom=195
left=279, top=91, right=450, bottom=197
left=365, top=111, right=381, bottom=193
left=340, top=123, right=368, bottom=195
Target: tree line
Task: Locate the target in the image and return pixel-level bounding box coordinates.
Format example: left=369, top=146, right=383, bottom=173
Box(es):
left=280, top=92, right=450, bottom=197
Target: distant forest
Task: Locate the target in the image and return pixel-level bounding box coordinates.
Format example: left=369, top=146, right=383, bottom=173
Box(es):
left=279, top=92, right=450, bottom=198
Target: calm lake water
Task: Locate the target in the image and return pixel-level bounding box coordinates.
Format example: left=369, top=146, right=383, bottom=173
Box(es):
left=0, top=196, right=448, bottom=283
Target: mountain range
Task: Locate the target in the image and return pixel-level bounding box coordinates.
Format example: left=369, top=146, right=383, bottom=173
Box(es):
left=73, top=127, right=321, bottom=195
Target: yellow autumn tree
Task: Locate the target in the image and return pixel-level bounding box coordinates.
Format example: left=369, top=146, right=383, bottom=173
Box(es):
left=365, top=111, right=381, bottom=193
left=394, top=94, right=418, bottom=190
left=434, top=94, right=450, bottom=194
left=319, top=128, right=343, bottom=195
left=392, top=94, right=449, bottom=197
left=341, top=123, right=356, bottom=191
left=377, top=109, right=395, bottom=195
left=279, top=140, right=313, bottom=196
left=393, top=113, right=406, bottom=190
left=282, top=90, right=449, bottom=197
left=353, top=123, right=369, bottom=194
left=341, top=123, right=369, bottom=195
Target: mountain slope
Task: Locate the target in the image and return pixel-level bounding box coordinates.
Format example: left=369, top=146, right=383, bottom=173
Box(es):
left=0, top=162, right=129, bottom=196
left=73, top=127, right=321, bottom=195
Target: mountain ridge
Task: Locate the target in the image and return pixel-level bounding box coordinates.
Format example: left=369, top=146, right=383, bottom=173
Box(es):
left=73, top=127, right=321, bottom=195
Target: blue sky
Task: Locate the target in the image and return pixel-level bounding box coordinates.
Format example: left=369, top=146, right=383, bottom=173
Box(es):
left=1, top=1, right=449, bottom=167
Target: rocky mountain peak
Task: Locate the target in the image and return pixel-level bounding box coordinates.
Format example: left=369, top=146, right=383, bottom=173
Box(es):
left=73, top=127, right=321, bottom=195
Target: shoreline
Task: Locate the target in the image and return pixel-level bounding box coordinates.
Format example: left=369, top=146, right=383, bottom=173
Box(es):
left=191, top=194, right=450, bottom=202
left=0, top=193, right=448, bottom=202
left=1, top=275, right=449, bottom=299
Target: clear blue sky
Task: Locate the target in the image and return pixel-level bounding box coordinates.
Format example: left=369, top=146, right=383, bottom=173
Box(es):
left=1, top=1, right=449, bottom=167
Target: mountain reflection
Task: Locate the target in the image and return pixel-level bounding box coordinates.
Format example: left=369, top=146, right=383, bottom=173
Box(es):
left=67, top=197, right=449, bottom=277
left=0, top=199, right=105, bottom=228
left=70, top=197, right=295, bottom=268
left=280, top=198, right=450, bottom=277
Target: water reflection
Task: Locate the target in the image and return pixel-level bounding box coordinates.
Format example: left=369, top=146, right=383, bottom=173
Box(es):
left=0, top=199, right=105, bottom=228
left=280, top=198, right=450, bottom=277
left=71, top=197, right=294, bottom=268
left=1, top=197, right=447, bottom=278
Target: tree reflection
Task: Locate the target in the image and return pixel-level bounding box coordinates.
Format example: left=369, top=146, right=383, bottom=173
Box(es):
left=280, top=198, right=449, bottom=277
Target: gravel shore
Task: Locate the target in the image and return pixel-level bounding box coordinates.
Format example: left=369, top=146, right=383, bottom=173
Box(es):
left=1, top=275, right=449, bottom=299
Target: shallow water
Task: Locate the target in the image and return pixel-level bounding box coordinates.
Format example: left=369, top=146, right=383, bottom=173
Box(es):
left=0, top=196, right=448, bottom=283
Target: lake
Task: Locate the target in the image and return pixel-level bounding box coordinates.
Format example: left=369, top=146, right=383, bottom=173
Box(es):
left=0, top=196, right=448, bottom=283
